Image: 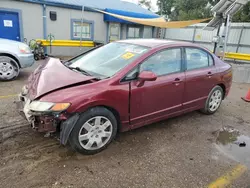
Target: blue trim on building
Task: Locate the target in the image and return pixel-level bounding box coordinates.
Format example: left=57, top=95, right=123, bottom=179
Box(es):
left=21, top=0, right=158, bottom=16
left=153, top=27, right=157, bottom=38
left=0, top=7, right=24, bottom=42
left=120, top=24, right=123, bottom=40
left=42, top=4, right=47, bottom=54
left=22, top=0, right=82, bottom=10
left=70, top=19, right=94, bottom=41
left=22, top=0, right=105, bottom=12
left=42, top=4, right=47, bottom=39
left=104, top=8, right=159, bottom=24
left=141, top=26, right=144, bottom=38
left=106, top=22, right=109, bottom=43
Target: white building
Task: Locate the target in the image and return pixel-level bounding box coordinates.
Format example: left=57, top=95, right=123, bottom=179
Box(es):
left=0, top=0, right=159, bottom=56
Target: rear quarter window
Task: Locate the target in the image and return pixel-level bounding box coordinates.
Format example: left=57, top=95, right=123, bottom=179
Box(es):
left=185, top=48, right=213, bottom=70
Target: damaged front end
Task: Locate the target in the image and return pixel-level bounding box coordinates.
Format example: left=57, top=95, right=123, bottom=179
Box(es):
left=15, top=57, right=100, bottom=145
left=16, top=86, right=76, bottom=144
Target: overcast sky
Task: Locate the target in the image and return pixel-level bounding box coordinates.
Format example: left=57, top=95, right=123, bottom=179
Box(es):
left=123, top=0, right=158, bottom=12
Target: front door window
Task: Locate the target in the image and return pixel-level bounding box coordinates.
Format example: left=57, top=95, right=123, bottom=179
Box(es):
left=140, top=48, right=182, bottom=76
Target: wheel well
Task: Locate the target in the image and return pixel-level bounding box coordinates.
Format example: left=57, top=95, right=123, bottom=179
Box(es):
left=0, top=53, right=21, bottom=68
left=217, top=83, right=226, bottom=99
left=80, top=105, right=121, bottom=132
left=101, top=106, right=121, bottom=132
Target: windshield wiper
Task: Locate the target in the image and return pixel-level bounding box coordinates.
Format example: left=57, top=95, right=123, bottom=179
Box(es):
left=69, top=67, right=92, bottom=76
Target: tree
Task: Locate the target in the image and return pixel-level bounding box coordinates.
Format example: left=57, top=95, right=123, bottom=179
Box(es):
left=157, top=0, right=250, bottom=22
left=157, top=0, right=175, bottom=16
left=174, top=0, right=212, bottom=20
left=157, top=0, right=213, bottom=20
left=139, top=0, right=152, bottom=11
left=232, top=2, right=250, bottom=22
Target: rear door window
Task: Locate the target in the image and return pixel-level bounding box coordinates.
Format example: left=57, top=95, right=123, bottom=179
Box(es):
left=185, top=48, right=213, bottom=70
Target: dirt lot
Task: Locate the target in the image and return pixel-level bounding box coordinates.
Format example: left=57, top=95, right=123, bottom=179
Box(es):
left=0, top=60, right=250, bottom=188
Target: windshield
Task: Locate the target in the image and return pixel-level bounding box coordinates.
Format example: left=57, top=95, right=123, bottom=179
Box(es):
left=68, top=42, right=149, bottom=78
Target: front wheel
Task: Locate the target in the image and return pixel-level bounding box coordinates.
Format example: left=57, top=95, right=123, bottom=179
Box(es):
left=200, top=85, right=224, bottom=115
left=68, top=107, right=117, bottom=155
left=0, top=56, right=20, bottom=81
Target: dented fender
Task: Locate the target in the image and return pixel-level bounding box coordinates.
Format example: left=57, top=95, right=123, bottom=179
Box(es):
left=60, top=113, right=80, bottom=145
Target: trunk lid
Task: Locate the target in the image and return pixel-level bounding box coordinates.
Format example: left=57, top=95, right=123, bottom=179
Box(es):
left=27, top=58, right=95, bottom=100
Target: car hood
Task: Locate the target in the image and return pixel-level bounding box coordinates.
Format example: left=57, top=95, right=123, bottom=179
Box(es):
left=27, top=58, right=96, bottom=100
left=0, top=38, right=23, bottom=45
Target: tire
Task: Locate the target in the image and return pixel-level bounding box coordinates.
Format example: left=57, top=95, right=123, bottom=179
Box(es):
left=34, top=55, right=39, bottom=61
left=41, top=55, right=46, bottom=60
left=200, top=85, right=224, bottom=115
left=0, top=56, right=20, bottom=81
left=68, top=107, right=118, bottom=155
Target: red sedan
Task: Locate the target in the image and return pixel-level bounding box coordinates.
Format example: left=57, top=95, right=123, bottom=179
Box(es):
left=17, top=39, right=232, bottom=154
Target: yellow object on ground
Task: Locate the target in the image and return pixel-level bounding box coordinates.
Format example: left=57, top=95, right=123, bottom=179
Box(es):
left=208, top=164, right=247, bottom=188
left=36, top=40, right=95, bottom=47
left=95, top=9, right=211, bottom=28
left=225, top=52, right=250, bottom=61
left=0, top=94, right=18, bottom=99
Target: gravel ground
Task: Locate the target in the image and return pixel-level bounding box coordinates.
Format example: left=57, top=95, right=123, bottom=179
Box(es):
left=0, top=60, right=250, bottom=188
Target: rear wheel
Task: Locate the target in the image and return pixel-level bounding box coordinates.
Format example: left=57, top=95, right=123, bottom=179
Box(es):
left=200, top=85, right=223, bottom=115
left=68, top=107, right=117, bottom=155
left=0, top=56, right=20, bottom=81
left=41, top=55, right=46, bottom=60
left=34, top=55, right=39, bottom=61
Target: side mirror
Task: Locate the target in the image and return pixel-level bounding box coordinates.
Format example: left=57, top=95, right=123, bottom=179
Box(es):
left=138, top=71, right=157, bottom=82
left=136, top=71, right=157, bottom=87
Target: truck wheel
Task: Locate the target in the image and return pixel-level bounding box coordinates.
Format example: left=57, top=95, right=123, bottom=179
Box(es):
left=200, top=85, right=224, bottom=115
left=0, top=56, right=20, bottom=81
left=68, top=107, right=117, bottom=155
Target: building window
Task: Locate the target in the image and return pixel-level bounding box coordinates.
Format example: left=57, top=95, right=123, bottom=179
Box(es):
left=71, top=19, right=94, bottom=40
left=127, top=26, right=142, bottom=39
left=143, top=26, right=153, bottom=38
left=109, top=23, right=120, bottom=42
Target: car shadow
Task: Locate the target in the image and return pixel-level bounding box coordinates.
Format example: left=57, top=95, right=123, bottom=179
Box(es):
left=70, top=111, right=202, bottom=160
left=17, top=70, right=31, bottom=81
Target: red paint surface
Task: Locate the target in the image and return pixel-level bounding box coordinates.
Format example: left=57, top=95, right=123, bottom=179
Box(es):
left=27, top=40, right=232, bottom=132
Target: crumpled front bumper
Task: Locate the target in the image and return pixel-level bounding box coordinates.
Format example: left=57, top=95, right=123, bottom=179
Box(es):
left=16, top=87, right=78, bottom=145
left=15, top=94, right=58, bottom=133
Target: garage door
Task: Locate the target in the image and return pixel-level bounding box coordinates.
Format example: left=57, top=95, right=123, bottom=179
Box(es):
left=0, top=11, right=20, bottom=41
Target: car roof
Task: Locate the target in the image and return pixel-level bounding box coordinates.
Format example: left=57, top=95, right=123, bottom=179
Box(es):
left=117, top=39, right=199, bottom=48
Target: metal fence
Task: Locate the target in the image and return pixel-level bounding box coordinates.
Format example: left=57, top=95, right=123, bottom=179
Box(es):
left=164, top=23, right=250, bottom=54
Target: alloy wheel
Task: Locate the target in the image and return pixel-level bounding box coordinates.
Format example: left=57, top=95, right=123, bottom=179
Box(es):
left=209, top=90, right=222, bottom=112
left=78, top=116, right=113, bottom=150
left=0, top=57, right=19, bottom=80
left=0, top=61, right=15, bottom=79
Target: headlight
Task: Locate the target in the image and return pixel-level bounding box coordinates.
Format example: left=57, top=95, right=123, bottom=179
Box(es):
left=19, top=44, right=31, bottom=54
left=29, top=101, right=71, bottom=112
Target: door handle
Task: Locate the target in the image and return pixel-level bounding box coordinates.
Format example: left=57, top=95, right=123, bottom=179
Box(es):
left=173, top=78, right=182, bottom=85
left=207, top=72, right=213, bottom=77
